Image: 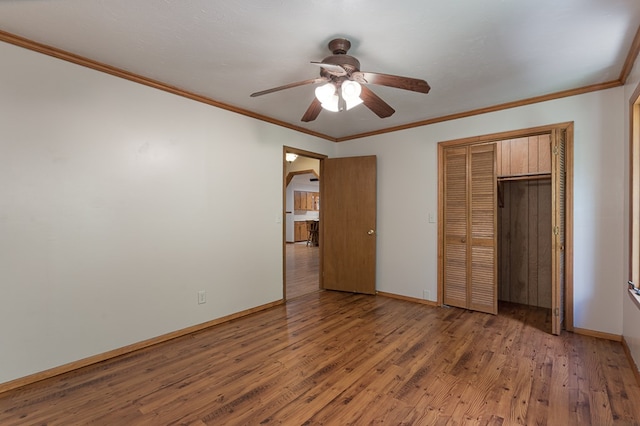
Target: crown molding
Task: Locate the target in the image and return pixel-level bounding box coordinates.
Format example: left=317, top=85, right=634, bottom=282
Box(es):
left=1, top=27, right=636, bottom=143
left=620, top=24, right=640, bottom=84
left=336, top=80, right=621, bottom=142
left=0, top=30, right=338, bottom=142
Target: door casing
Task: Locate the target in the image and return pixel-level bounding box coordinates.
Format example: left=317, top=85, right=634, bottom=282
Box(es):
left=283, top=147, right=327, bottom=301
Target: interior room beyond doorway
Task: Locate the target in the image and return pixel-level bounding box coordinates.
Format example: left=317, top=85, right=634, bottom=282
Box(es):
left=284, top=153, right=320, bottom=299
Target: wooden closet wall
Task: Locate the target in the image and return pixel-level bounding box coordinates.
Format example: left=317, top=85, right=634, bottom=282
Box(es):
left=496, top=135, right=552, bottom=308
left=498, top=179, right=552, bottom=308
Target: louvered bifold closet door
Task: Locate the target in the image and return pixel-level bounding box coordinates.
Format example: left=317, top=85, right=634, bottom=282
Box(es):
left=551, top=129, right=566, bottom=335
left=469, top=144, right=497, bottom=314
left=443, top=146, right=469, bottom=308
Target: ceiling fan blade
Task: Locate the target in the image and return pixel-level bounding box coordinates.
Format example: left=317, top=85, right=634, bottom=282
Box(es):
left=310, top=62, right=348, bottom=76
left=250, top=77, right=327, bottom=97
left=360, top=85, right=395, bottom=118
left=301, top=98, right=323, bottom=122
left=353, top=71, right=430, bottom=94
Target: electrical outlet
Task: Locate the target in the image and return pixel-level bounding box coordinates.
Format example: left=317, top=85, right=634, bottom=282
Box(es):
left=423, top=289, right=430, bottom=300
left=428, top=212, right=436, bottom=223
left=198, top=290, right=206, bottom=304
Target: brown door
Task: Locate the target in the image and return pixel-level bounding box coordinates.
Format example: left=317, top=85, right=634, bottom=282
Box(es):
left=468, top=144, right=498, bottom=314
left=321, top=155, right=377, bottom=294
left=551, top=129, right=566, bottom=335
left=443, top=144, right=497, bottom=314
left=443, top=146, right=469, bottom=308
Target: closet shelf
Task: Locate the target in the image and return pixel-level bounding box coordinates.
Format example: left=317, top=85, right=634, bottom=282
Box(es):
left=498, top=172, right=551, bottom=182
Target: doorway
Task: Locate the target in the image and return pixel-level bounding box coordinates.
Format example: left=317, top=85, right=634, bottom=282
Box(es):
left=284, top=149, right=323, bottom=300
left=282, top=148, right=379, bottom=300
left=498, top=178, right=552, bottom=309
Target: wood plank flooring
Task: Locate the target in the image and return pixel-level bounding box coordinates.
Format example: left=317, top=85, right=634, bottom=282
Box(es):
left=1, top=291, right=639, bottom=425
left=285, top=242, right=319, bottom=299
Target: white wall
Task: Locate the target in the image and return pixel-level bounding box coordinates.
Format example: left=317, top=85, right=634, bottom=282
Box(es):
left=623, top=54, right=640, bottom=372
left=2, top=36, right=634, bottom=385
left=335, top=87, right=626, bottom=335
left=0, top=41, right=335, bottom=384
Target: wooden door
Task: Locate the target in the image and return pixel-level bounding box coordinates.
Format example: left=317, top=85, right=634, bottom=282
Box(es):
left=443, top=147, right=469, bottom=308
left=294, top=221, right=306, bottom=242
left=469, top=144, right=498, bottom=314
left=294, top=191, right=304, bottom=210
left=443, top=144, right=497, bottom=314
left=306, top=192, right=314, bottom=211
left=322, top=156, right=377, bottom=294
left=551, top=129, right=566, bottom=335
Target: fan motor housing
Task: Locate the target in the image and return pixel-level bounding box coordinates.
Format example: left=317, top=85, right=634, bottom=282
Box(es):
left=321, top=54, right=360, bottom=74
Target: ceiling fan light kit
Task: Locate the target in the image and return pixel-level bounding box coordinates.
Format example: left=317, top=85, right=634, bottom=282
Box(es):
left=250, top=38, right=430, bottom=122
left=315, top=81, right=363, bottom=112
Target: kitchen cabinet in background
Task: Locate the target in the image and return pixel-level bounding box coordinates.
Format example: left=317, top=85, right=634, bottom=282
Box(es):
left=294, top=221, right=307, bottom=242
left=294, top=191, right=320, bottom=211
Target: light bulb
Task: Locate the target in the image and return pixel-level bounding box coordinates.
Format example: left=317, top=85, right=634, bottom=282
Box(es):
left=342, top=81, right=361, bottom=99
left=315, top=83, right=337, bottom=104
left=315, top=83, right=339, bottom=112
left=341, top=81, right=363, bottom=110
left=285, top=153, right=298, bottom=162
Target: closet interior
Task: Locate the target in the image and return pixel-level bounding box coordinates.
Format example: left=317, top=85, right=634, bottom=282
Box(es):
left=496, top=135, right=552, bottom=310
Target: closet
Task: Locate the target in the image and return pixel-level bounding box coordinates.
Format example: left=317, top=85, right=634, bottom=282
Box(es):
left=439, top=128, right=568, bottom=334
left=498, top=179, right=552, bottom=307
left=496, top=135, right=552, bottom=309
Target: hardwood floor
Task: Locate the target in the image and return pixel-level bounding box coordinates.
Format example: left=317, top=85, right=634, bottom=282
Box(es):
left=1, top=291, right=639, bottom=425
left=285, top=242, right=320, bottom=299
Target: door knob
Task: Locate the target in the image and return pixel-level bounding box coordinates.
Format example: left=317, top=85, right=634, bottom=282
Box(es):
left=368, top=229, right=375, bottom=235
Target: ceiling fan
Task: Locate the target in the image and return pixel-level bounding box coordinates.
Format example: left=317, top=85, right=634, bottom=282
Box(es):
left=250, top=38, right=430, bottom=122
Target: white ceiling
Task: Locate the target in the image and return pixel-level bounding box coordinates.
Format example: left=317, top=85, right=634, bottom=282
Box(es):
left=1, top=0, right=639, bottom=140
left=290, top=174, right=320, bottom=188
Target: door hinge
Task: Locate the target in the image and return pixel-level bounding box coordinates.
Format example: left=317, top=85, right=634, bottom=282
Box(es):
left=552, top=145, right=559, bottom=155
left=553, top=226, right=559, bottom=235
left=554, top=308, right=560, bottom=317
